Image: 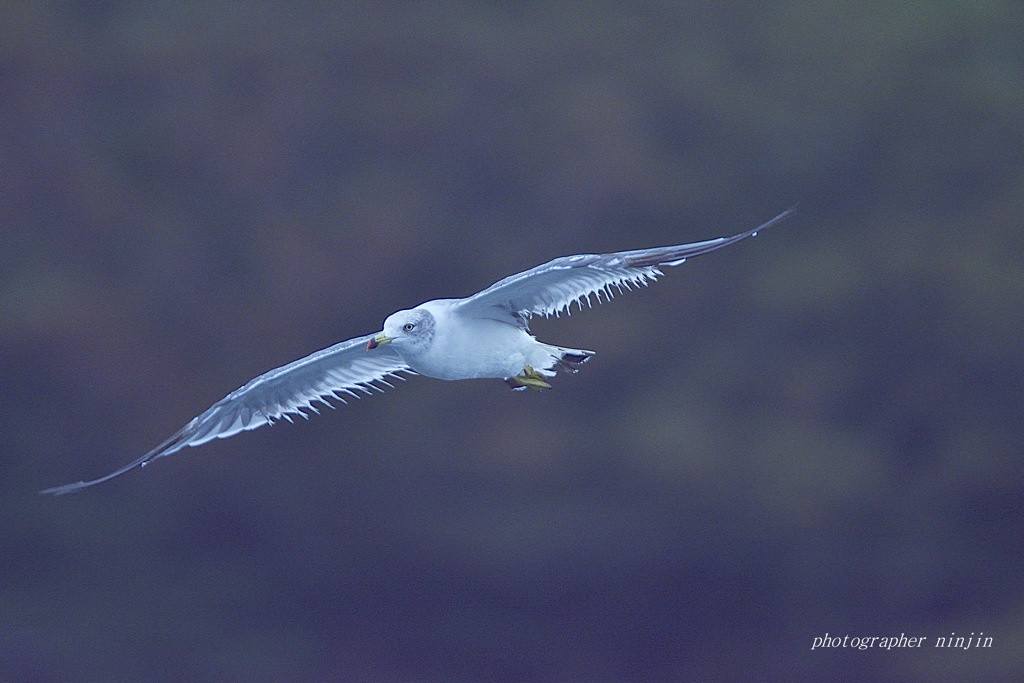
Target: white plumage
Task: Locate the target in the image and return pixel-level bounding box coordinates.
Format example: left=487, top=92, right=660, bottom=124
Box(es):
left=42, top=209, right=792, bottom=495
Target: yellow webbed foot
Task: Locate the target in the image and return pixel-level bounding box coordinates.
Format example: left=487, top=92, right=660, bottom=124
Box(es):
left=505, top=365, right=553, bottom=391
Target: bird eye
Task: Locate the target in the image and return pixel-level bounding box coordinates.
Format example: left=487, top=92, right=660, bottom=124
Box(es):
left=403, top=322, right=415, bottom=332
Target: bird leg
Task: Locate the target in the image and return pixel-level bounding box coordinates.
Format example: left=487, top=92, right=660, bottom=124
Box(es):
left=505, top=365, right=552, bottom=391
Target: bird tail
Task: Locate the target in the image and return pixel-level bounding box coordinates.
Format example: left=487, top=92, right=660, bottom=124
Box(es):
left=548, top=345, right=595, bottom=375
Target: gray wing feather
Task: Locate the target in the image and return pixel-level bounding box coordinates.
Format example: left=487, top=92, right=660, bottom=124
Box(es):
left=455, top=209, right=793, bottom=322
left=41, top=334, right=412, bottom=495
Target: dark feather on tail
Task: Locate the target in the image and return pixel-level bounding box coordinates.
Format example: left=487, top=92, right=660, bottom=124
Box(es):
left=555, top=350, right=594, bottom=374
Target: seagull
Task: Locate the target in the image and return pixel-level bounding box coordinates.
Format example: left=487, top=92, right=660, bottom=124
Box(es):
left=42, top=209, right=792, bottom=495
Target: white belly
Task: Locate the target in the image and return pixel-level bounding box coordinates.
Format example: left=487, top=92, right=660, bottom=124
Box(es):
left=403, top=320, right=546, bottom=380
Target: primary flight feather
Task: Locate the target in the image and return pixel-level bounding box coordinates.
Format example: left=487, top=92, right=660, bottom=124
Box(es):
left=42, top=209, right=792, bottom=495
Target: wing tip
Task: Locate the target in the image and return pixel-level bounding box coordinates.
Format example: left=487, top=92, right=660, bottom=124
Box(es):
left=40, top=481, right=89, bottom=496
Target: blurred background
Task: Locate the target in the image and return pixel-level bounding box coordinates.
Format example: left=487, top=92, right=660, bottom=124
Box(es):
left=2, top=3, right=1022, bottom=680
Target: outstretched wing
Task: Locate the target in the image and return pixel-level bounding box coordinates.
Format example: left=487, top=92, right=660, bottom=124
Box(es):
left=454, top=209, right=793, bottom=322
left=42, top=334, right=413, bottom=495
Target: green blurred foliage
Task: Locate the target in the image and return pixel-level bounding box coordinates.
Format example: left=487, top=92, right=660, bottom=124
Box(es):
left=2, top=3, right=1022, bottom=680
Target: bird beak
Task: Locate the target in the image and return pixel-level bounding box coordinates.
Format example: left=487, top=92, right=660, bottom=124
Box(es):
left=366, top=332, right=393, bottom=350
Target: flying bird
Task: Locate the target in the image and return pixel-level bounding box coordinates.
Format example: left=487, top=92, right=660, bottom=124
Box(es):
left=42, top=209, right=792, bottom=495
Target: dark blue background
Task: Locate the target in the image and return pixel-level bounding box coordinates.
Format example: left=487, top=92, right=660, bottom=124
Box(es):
left=3, top=4, right=1021, bottom=680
